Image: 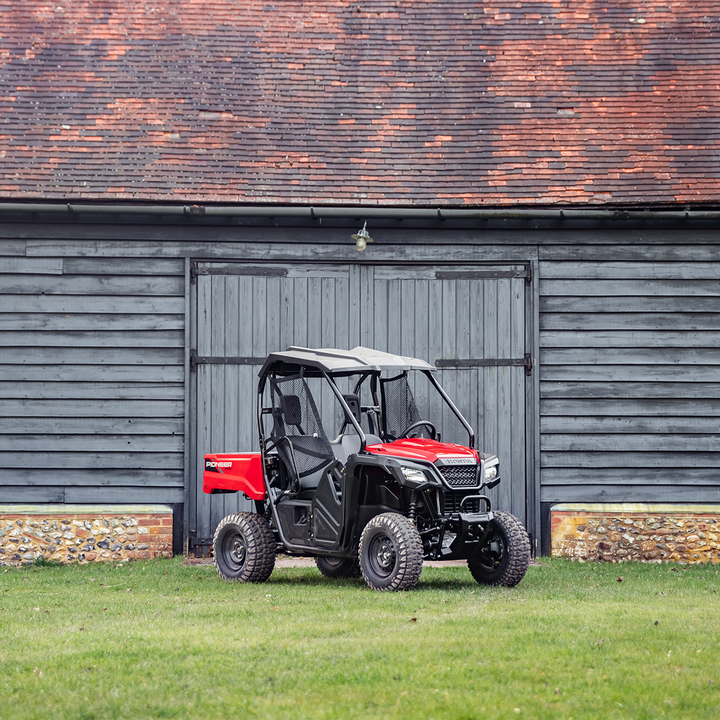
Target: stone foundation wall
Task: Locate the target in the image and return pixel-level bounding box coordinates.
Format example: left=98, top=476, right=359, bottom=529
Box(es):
left=551, top=504, right=720, bottom=563
left=0, top=504, right=173, bottom=567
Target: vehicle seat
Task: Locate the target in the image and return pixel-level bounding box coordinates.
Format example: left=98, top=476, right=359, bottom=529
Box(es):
left=330, top=433, right=382, bottom=463
left=269, top=374, right=336, bottom=493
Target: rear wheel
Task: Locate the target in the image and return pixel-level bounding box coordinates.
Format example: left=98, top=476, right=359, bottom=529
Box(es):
left=214, top=512, right=276, bottom=583
left=359, top=513, right=423, bottom=591
left=315, top=556, right=361, bottom=579
left=468, top=510, right=530, bottom=587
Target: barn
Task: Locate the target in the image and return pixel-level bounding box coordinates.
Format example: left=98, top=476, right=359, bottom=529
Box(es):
left=1, top=1, right=719, bottom=563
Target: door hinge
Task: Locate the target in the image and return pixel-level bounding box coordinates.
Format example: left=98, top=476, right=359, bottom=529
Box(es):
left=188, top=535, right=214, bottom=547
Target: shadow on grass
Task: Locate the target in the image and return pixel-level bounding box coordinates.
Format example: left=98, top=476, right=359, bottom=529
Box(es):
left=263, top=566, right=492, bottom=593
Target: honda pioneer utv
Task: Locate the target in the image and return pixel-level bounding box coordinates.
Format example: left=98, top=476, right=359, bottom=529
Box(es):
left=203, top=346, right=531, bottom=591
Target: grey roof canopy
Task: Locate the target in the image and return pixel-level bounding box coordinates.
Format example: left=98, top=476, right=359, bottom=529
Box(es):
left=259, top=346, right=435, bottom=377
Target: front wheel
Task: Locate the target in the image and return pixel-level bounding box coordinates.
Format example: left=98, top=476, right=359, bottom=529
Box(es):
left=468, top=511, right=530, bottom=587
left=359, top=513, right=423, bottom=591
left=214, top=512, right=276, bottom=583
left=315, top=556, right=362, bottom=579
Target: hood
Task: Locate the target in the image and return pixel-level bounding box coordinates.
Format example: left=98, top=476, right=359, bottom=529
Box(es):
left=365, top=438, right=479, bottom=464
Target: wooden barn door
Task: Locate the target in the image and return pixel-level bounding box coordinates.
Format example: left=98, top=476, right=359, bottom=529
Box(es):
left=188, top=262, right=354, bottom=549
left=357, top=265, right=532, bottom=529
left=188, top=260, right=534, bottom=550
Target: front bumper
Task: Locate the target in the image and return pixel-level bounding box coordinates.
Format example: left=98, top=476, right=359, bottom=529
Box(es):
left=419, top=510, right=495, bottom=561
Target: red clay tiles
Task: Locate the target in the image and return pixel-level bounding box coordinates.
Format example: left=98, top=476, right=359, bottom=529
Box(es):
left=1, top=1, right=719, bottom=206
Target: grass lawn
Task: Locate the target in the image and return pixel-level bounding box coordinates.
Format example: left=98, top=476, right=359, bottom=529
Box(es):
left=1, top=557, right=719, bottom=720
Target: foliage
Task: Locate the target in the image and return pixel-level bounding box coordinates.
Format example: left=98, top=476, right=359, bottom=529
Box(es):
left=1, top=557, right=718, bottom=719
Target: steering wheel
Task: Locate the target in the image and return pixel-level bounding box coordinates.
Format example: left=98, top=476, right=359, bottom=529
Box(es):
left=398, top=420, right=437, bottom=440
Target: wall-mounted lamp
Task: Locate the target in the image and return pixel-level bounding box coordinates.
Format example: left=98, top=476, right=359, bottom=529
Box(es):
left=351, top=221, right=374, bottom=252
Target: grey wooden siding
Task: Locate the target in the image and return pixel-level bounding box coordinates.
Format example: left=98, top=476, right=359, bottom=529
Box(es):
left=539, top=246, right=720, bottom=504
left=191, top=262, right=532, bottom=544
left=6, top=216, right=719, bottom=550
left=0, top=239, right=185, bottom=504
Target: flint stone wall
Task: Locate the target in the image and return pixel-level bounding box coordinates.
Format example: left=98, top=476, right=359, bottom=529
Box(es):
left=551, top=503, right=720, bottom=563
left=0, top=504, right=173, bottom=567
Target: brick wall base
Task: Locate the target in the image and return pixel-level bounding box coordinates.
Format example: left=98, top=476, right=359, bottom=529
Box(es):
left=551, top=503, right=720, bottom=564
left=0, top=504, right=173, bottom=567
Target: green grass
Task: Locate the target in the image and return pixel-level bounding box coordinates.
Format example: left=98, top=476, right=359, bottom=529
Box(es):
left=1, top=558, right=719, bottom=720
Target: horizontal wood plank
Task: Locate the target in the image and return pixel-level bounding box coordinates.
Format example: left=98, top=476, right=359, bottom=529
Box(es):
left=542, top=433, right=720, bottom=452
left=0, top=469, right=184, bottom=487
left=541, top=296, right=720, bottom=313
left=539, top=261, right=720, bottom=280
left=0, top=239, right=27, bottom=257
left=0, top=452, right=183, bottom=469
left=543, top=468, right=720, bottom=484
left=0, top=347, right=184, bottom=365
left=26, top=239, right=536, bottom=262
left=541, top=416, right=720, bottom=433
left=0, top=313, right=185, bottom=331
left=539, top=244, right=720, bottom=262
left=0, top=258, right=63, bottom=274
left=0, top=417, right=184, bottom=434
left=2, top=434, right=183, bottom=452
left=0, top=487, right=65, bottom=503
left=542, top=398, right=720, bottom=415
left=540, top=484, right=720, bottom=504
left=0, top=366, right=184, bottom=382
left=63, top=258, right=185, bottom=275
left=541, top=451, right=720, bottom=468
left=540, top=382, right=720, bottom=399
left=10, top=223, right=717, bottom=246
left=0, top=275, right=183, bottom=296
left=0, top=296, right=184, bottom=314
left=0, top=399, right=183, bottom=416
left=540, top=330, right=720, bottom=349
left=541, top=365, right=720, bottom=382
left=0, top=382, right=183, bottom=400
left=541, top=279, right=720, bottom=297
left=0, top=330, right=184, bottom=348
left=541, top=348, right=720, bottom=366
left=540, top=313, right=720, bottom=331
left=63, top=487, right=184, bottom=503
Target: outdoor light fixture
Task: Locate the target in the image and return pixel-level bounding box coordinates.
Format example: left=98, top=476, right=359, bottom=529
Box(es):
left=351, top=221, right=374, bottom=252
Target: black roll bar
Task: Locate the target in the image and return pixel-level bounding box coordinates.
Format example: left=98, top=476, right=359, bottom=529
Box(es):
left=424, top=370, right=476, bottom=449
left=321, top=371, right=368, bottom=453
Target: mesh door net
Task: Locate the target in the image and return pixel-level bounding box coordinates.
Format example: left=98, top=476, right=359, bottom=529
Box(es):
left=379, top=373, right=429, bottom=440
left=269, top=374, right=335, bottom=480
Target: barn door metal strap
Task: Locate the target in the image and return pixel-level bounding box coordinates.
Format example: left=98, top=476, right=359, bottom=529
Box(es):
left=435, top=354, right=533, bottom=376
left=190, top=351, right=264, bottom=371
left=190, top=262, right=288, bottom=280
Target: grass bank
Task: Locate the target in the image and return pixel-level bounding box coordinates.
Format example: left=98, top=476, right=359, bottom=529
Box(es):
left=1, top=557, right=718, bottom=719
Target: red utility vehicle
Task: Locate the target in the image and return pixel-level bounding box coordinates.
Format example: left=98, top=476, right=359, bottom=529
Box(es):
left=204, top=346, right=530, bottom=591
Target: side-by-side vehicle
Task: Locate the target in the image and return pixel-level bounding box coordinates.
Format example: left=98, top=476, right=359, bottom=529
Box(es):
left=203, top=346, right=530, bottom=591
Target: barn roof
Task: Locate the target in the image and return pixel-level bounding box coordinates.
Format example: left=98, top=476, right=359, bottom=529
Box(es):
left=1, top=1, right=719, bottom=207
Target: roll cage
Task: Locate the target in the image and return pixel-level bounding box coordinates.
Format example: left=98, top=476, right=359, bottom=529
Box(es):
left=257, top=345, right=475, bottom=456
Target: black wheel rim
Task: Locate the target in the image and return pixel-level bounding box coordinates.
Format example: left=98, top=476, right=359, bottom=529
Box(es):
left=222, top=529, right=247, bottom=571
left=476, top=534, right=504, bottom=573
left=368, top=532, right=397, bottom=579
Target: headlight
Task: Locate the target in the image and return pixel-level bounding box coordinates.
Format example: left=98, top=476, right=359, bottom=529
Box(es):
left=401, top=467, right=426, bottom=483
left=484, top=465, right=498, bottom=482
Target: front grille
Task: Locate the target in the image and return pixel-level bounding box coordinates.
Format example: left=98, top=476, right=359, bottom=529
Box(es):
left=443, top=492, right=482, bottom=514
left=437, top=464, right=479, bottom=488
